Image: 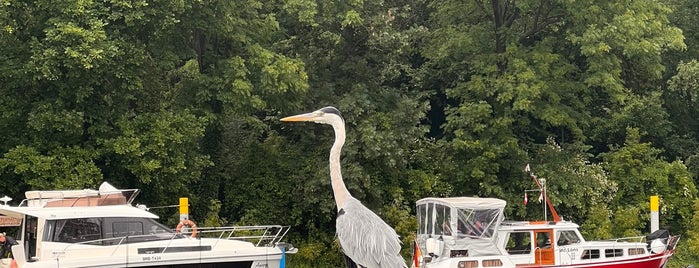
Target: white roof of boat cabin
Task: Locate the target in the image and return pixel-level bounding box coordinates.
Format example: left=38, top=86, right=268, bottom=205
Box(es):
left=0, top=205, right=159, bottom=220
left=417, top=197, right=507, bottom=209
left=25, top=189, right=100, bottom=199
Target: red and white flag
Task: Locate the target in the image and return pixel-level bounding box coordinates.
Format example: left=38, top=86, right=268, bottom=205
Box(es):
left=523, top=193, right=528, bottom=205
left=412, top=240, right=422, bottom=268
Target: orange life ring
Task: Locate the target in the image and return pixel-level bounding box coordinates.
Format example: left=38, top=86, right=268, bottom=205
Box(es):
left=176, top=219, right=198, bottom=238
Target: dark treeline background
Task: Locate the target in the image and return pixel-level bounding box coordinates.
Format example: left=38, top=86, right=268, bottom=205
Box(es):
left=1, top=0, right=699, bottom=266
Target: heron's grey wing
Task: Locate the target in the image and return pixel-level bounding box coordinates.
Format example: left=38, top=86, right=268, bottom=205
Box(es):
left=336, top=198, right=407, bottom=268
left=343, top=254, right=361, bottom=268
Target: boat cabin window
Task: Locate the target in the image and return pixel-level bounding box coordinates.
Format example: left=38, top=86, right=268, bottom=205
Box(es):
left=110, top=218, right=170, bottom=236
left=459, top=260, right=478, bottom=268
left=556, top=230, right=580, bottom=246
left=605, top=248, right=623, bottom=258
left=46, top=217, right=174, bottom=245
left=104, top=217, right=174, bottom=244
left=628, top=248, right=645, bottom=255
left=456, top=208, right=499, bottom=238
left=435, top=204, right=451, bottom=235
left=418, top=204, right=427, bottom=234
left=483, top=259, right=503, bottom=267
left=417, top=203, right=452, bottom=236
left=113, top=221, right=145, bottom=237
left=417, top=199, right=503, bottom=238
left=52, top=218, right=102, bottom=243
left=426, top=203, right=434, bottom=234
left=535, top=231, right=552, bottom=248
left=505, top=232, right=532, bottom=255
left=581, top=249, right=600, bottom=259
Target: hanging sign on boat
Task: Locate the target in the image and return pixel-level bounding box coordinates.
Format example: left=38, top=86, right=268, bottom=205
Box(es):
left=0, top=216, right=21, bottom=226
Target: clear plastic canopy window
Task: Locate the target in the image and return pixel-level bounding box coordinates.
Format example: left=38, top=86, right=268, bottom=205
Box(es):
left=417, top=202, right=503, bottom=239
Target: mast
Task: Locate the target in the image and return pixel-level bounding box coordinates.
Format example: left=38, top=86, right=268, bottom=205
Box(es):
left=526, top=165, right=561, bottom=222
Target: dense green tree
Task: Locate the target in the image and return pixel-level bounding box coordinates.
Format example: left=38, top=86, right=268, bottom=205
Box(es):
left=579, top=206, right=613, bottom=240
left=602, top=128, right=697, bottom=234
left=423, top=0, right=685, bottom=196
left=1, top=0, right=699, bottom=264
left=670, top=200, right=699, bottom=267
left=165, top=0, right=311, bottom=223
left=0, top=0, right=211, bottom=198
left=663, top=60, right=699, bottom=183
left=0, top=0, right=310, bottom=217
left=517, top=139, right=617, bottom=236
left=664, top=0, right=699, bottom=78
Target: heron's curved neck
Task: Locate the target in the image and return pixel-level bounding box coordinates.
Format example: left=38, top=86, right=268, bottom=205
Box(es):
left=329, top=120, right=351, bottom=210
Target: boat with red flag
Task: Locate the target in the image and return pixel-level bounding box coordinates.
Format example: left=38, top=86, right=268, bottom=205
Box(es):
left=411, top=170, right=679, bottom=268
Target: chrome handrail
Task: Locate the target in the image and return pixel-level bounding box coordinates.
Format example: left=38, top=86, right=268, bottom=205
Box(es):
left=57, top=225, right=292, bottom=256
left=606, top=236, right=646, bottom=243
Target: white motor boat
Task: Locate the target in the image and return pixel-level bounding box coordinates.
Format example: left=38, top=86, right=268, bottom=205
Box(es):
left=0, top=182, right=296, bottom=268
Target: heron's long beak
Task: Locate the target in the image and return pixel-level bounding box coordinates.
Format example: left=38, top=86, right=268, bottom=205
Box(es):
left=280, top=112, right=317, bottom=122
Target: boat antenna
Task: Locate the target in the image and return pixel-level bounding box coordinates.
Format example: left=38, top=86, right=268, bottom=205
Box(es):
left=525, top=164, right=561, bottom=222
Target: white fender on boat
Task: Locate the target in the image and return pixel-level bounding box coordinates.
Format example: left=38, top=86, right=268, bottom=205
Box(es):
left=426, top=237, right=436, bottom=255
left=435, top=237, right=444, bottom=257
left=425, top=237, right=444, bottom=258
left=650, top=239, right=666, bottom=254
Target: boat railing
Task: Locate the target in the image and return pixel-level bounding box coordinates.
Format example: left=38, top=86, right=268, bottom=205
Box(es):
left=667, top=235, right=681, bottom=250
left=56, top=225, right=292, bottom=256
left=500, top=221, right=530, bottom=226
left=195, top=225, right=291, bottom=247
left=606, top=236, right=646, bottom=243
left=20, top=189, right=139, bottom=207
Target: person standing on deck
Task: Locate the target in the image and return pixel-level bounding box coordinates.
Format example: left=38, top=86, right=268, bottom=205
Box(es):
left=0, top=232, right=18, bottom=268
left=0, top=233, right=17, bottom=259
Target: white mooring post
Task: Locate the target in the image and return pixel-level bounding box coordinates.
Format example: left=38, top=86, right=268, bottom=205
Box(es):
left=650, top=195, right=659, bottom=233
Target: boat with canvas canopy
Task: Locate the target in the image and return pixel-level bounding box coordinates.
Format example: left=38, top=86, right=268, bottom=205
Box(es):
left=411, top=169, right=680, bottom=268
left=412, top=196, right=678, bottom=268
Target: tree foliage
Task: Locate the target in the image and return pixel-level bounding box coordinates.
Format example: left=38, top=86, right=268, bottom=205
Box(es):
left=1, top=0, right=698, bottom=265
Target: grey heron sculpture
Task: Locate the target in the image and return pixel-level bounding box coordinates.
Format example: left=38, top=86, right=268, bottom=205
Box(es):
left=282, top=106, right=407, bottom=268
